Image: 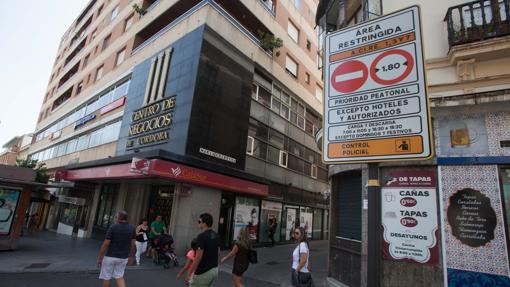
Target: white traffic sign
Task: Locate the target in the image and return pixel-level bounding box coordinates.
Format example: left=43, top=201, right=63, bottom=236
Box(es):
left=323, top=6, right=433, bottom=163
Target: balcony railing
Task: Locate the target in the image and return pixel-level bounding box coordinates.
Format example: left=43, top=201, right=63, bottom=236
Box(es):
left=445, top=0, right=510, bottom=47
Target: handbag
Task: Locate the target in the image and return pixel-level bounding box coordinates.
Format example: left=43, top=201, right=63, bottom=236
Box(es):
left=248, top=248, right=258, bottom=264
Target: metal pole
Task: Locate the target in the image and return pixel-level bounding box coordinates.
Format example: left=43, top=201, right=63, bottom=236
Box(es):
left=367, top=163, right=380, bottom=287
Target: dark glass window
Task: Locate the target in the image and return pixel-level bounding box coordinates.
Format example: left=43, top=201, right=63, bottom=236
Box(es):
left=289, top=140, right=304, bottom=157
left=317, top=167, right=328, bottom=181
left=268, top=129, right=285, bottom=149
left=267, top=145, right=280, bottom=164
left=252, top=138, right=267, bottom=160
left=288, top=154, right=304, bottom=173
left=258, top=87, right=272, bottom=108
left=94, top=184, right=119, bottom=229
left=249, top=118, right=268, bottom=140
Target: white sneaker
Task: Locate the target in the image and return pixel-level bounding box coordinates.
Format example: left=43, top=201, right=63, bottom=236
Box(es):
left=136, top=262, right=140, bottom=265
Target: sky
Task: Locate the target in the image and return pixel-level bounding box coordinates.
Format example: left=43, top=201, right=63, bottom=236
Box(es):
left=0, top=0, right=89, bottom=149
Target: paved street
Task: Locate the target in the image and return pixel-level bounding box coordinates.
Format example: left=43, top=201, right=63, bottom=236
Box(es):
left=0, top=232, right=328, bottom=286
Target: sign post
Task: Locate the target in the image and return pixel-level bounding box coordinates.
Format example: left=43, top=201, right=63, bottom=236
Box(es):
left=323, top=6, right=433, bottom=287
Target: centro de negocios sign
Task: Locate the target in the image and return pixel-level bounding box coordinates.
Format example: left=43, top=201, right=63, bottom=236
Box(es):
left=126, top=96, right=176, bottom=149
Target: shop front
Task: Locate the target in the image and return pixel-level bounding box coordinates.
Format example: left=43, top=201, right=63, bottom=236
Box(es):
left=0, top=165, right=49, bottom=250
left=58, top=154, right=269, bottom=253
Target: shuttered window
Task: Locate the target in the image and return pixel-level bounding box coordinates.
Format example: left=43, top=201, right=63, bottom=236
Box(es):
left=335, top=171, right=362, bottom=241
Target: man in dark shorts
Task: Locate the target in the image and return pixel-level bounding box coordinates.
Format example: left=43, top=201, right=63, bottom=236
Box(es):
left=96, top=211, right=135, bottom=287
left=188, top=213, right=220, bottom=287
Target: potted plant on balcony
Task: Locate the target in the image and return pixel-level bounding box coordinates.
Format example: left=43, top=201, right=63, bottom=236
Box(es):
left=132, top=3, right=147, bottom=17
left=258, top=31, right=283, bottom=57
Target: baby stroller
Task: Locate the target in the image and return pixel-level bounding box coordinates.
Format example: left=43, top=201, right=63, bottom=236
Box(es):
left=153, top=234, right=179, bottom=269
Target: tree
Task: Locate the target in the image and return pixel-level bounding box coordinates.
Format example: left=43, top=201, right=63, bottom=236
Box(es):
left=16, top=159, right=50, bottom=183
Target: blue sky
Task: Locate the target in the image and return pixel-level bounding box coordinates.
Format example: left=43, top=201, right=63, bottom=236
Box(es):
left=0, top=0, right=88, bottom=148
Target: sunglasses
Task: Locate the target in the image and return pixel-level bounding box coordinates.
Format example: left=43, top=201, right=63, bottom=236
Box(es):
left=294, top=231, right=301, bottom=235
left=198, top=220, right=203, bottom=224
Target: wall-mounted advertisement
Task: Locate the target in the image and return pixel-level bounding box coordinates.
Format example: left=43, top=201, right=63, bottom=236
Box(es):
left=234, top=196, right=260, bottom=240
left=300, top=207, right=313, bottom=239
left=381, top=171, right=439, bottom=265
left=260, top=201, right=282, bottom=243
left=0, top=188, right=21, bottom=236
left=284, top=207, right=298, bottom=241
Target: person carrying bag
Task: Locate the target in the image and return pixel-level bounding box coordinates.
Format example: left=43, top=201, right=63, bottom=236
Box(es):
left=291, top=227, right=314, bottom=287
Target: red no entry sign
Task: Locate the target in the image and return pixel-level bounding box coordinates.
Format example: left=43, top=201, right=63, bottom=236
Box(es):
left=370, top=49, right=414, bottom=85
left=331, top=60, right=368, bottom=93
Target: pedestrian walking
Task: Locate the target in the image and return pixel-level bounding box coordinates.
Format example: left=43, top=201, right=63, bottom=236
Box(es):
left=177, top=238, right=198, bottom=284
left=134, top=219, right=149, bottom=265
left=28, top=213, right=40, bottom=233
left=268, top=217, right=277, bottom=247
left=147, top=215, right=167, bottom=259
left=291, top=226, right=314, bottom=287
left=96, top=211, right=136, bottom=287
left=188, top=213, right=220, bottom=287
left=221, top=227, right=252, bottom=287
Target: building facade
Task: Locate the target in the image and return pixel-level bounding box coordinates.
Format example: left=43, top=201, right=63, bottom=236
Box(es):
left=26, top=0, right=329, bottom=253
left=0, top=134, right=32, bottom=165
left=318, top=0, right=510, bottom=286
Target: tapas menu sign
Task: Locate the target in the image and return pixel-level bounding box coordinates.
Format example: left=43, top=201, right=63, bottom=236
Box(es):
left=323, top=6, right=433, bottom=163
left=381, top=171, right=439, bottom=265
left=447, top=188, right=497, bottom=247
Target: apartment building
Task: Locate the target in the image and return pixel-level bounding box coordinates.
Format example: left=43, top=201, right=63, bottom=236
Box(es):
left=318, top=0, right=510, bottom=286
left=0, top=134, right=32, bottom=165
left=26, top=0, right=328, bottom=251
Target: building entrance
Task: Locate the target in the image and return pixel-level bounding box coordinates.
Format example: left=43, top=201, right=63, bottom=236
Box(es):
left=147, top=185, right=175, bottom=226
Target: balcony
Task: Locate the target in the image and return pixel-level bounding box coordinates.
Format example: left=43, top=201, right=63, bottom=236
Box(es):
left=132, top=0, right=273, bottom=56
left=445, top=0, right=510, bottom=47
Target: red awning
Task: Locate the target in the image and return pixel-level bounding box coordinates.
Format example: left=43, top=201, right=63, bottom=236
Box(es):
left=61, top=159, right=268, bottom=197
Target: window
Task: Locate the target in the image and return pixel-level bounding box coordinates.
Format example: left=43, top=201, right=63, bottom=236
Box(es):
left=279, top=151, right=288, bottom=168
left=311, top=164, right=318, bottom=178
left=305, top=72, right=310, bottom=84
left=76, top=134, right=90, bottom=151
left=247, top=136, right=254, bottom=155
left=258, top=86, right=272, bottom=107
left=285, top=56, right=298, bottom=77
left=287, top=21, right=299, bottom=43
left=115, top=48, right=126, bottom=66
left=124, top=14, right=134, bottom=32
left=252, top=138, right=267, bottom=160
left=267, top=146, right=280, bottom=164
left=306, top=40, right=311, bottom=51
left=111, top=5, right=119, bottom=21
left=83, top=54, right=90, bottom=68
left=251, top=84, right=258, bottom=100
left=95, top=65, right=104, bottom=81
left=293, top=0, right=301, bottom=10
left=269, top=129, right=286, bottom=149
left=76, top=81, right=83, bottom=95
left=97, top=4, right=103, bottom=16
left=91, top=29, right=97, bottom=41
left=280, top=92, right=290, bottom=119
left=315, top=86, right=322, bottom=102
left=102, top=34, right=111, bottom=51
left=66, top=139, right=78, bottom=154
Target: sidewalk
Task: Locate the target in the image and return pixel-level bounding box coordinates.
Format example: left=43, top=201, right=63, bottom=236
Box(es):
left=0, top=231, right=328, bottom=286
